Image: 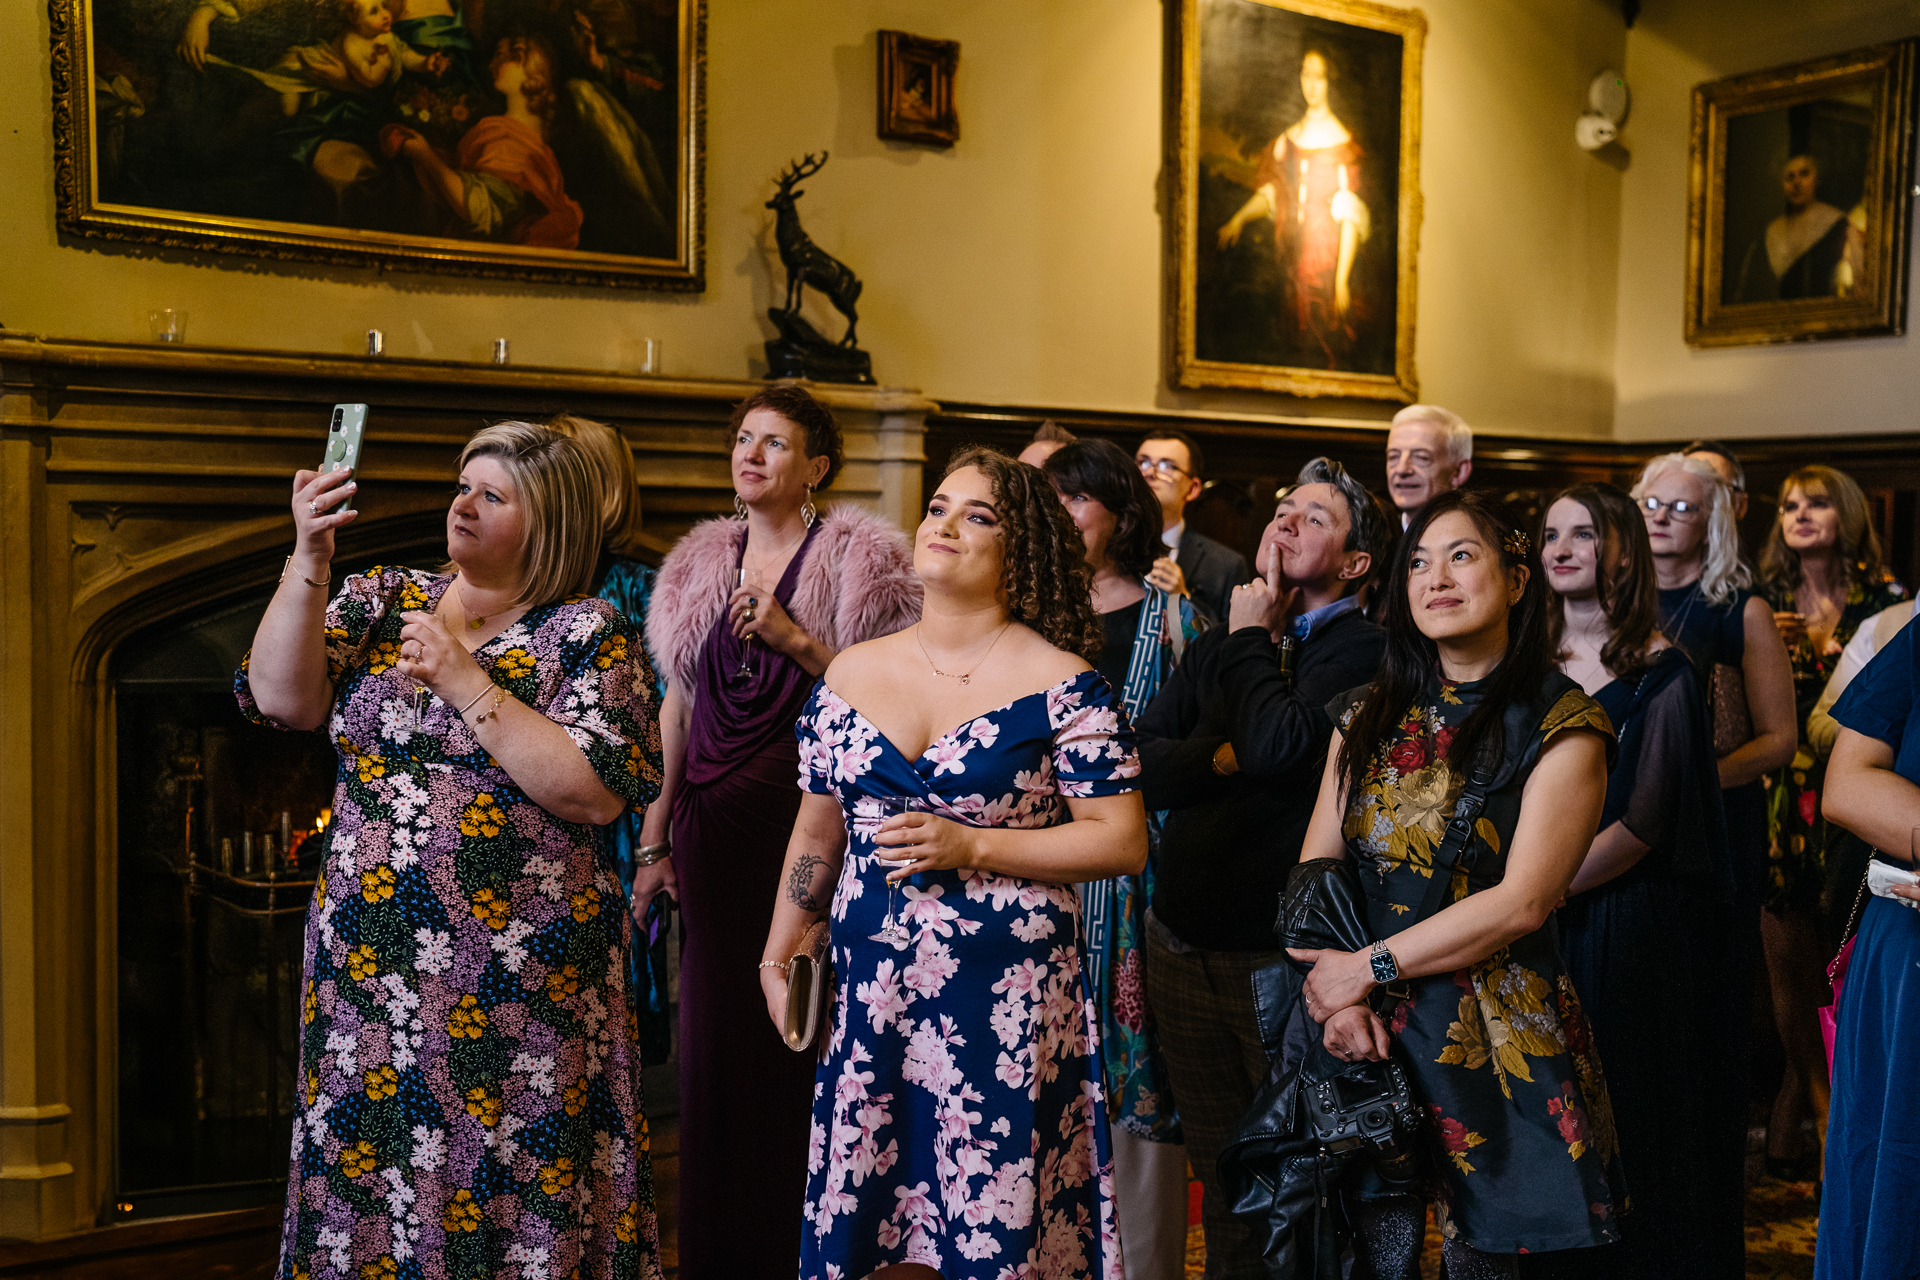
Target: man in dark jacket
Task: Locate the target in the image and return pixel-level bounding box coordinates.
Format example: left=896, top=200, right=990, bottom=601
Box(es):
left=1135, top=429, right=1249, bottom=627
left=1136, top=456, right=1391, bottom=1279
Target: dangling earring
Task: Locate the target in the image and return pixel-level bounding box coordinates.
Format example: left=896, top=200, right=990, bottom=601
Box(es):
left=733, top=493, right=748, bottom=521
left=801, top=485, right=817, bottom=529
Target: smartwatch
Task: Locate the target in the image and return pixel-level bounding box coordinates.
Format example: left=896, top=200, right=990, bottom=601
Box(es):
left=1369, top=940, right=1400, bottom=985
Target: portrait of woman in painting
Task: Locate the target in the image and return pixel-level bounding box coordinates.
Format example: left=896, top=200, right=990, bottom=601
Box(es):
left=1181, top=0, right=1416, bottom=396
left=1722, top=99, right=1872, bottom=305
left=1217, top=47, right=1372, bottom=368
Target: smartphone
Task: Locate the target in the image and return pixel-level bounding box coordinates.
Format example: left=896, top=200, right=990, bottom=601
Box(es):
left=320, top=403, right=368, bottom=513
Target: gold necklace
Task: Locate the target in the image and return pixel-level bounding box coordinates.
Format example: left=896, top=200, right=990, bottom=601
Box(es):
left=915, top=622, right=1012, bottom=686
left=742, top=524, right=807, bottom=587
left=452, top=580, right=513, bottom=632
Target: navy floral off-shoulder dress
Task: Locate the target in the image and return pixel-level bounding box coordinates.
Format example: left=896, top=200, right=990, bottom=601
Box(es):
left=792, top=669, right=1140, bottom=1280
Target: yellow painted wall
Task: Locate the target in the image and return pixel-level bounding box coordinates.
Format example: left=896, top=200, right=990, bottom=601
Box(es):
left=1613, top=0, right=1920, bottom=441
left=2, top=1, right=1626, bottom=438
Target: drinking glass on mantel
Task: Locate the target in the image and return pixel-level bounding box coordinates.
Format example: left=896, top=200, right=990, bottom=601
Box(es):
left=148, top=309, right=187, bottom=343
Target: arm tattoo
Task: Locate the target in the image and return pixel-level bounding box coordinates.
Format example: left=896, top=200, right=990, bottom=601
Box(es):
left=786, top=852, right=831, bottom=913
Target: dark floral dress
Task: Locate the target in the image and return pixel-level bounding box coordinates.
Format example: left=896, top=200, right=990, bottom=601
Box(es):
left=792, top=670, right=1138, bottom=1280
left=1759, top=574, right=1906, bottom=913
left=237, top=567, right=665, bottom=1280
left=1335, top=670, right=1624, bottom=1254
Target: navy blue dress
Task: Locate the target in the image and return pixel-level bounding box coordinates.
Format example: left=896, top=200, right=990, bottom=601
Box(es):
left=1817, top=619, right=1920, bottom=1280
left=1560, top=650, right=1738, bottom=1278
left=793, top=670, right=1139, bottom=1280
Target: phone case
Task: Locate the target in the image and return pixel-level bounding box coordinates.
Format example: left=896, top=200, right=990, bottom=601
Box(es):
left=321, top=404, right=368, bottom=512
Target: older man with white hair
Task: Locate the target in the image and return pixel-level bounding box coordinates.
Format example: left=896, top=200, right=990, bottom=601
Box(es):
left=1383, top=403, right=1472, bottom=527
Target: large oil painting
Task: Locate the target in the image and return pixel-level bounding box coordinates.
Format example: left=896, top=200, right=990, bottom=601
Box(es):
left=53, top=0, right=705, bottom=288
left=1173, top=0, right=1424, bottom=400
left=1686, top=41, right=1915, bottom=346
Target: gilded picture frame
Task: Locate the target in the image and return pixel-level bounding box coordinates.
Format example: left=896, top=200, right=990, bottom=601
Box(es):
left=51, top=0, right=706, bottom=290
left=877, top=30, right=958, bottom=149
left=1171, top=0, right=1424, bottom=401
left=1685, top=41, right=1916, bottom=347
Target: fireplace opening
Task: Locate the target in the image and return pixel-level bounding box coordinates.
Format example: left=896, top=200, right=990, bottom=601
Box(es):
left=110, top=567, right=382, bottom=1222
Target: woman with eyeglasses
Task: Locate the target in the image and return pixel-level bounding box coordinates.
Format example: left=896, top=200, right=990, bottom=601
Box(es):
left=1753, top=465, right=1905, bottom=1182
left=1631, top=452, right=1795, bottom=1265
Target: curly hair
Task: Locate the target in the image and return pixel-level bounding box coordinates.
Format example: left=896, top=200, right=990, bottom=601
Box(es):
left=942, top=447, right=1103, bottom=663
left=729, top=385, right=844, bottom=490
left=1757, top=465, right=1887, bottom=602
left=489, top=35, right=559, bottom=121
left=1631, top=453, right=1750, bottom=606
left=1041, top=439, right=1163, bottom=580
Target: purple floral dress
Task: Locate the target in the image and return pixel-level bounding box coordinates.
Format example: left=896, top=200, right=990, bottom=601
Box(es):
left=793, top=669, right=1139, bottom=1280
left=236, top=567, right=664, bottom=1280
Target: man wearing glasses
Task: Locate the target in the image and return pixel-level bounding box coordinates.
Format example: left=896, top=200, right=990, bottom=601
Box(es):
left=1134, top=430, right=1249, bottom=627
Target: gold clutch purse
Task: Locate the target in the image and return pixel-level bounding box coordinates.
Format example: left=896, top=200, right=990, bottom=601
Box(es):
left=782, top=920, right=832, bottom=1053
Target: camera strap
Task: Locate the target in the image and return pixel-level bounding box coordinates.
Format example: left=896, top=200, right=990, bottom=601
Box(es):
left=1414, top=752, right=1498, bottom=929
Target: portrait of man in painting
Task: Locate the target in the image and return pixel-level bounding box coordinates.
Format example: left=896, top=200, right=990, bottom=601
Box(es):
left=1685, top=41, right=1915, bottom=348
left=1720, top=96, right=1873, bottom=305
left=1175, top=0, right=1422, bottom=400
left=65, top=0, right=699, bottom=286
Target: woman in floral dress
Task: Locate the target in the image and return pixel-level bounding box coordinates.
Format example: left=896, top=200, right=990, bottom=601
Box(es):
left=240, top=421, right=664, bottom=1280
left=761, top=449, right=1148, bottom=1280
left=1287, top=491, right=1623, bottom=1278
left=1754, top=463, right=1904, bottom=1179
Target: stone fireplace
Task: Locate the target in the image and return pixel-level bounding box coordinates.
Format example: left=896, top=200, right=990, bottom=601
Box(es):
left=0, top=333, right=931, bottom=1244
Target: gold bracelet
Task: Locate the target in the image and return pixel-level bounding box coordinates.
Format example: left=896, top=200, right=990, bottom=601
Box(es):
left=456, top=685, right=494, bottom=716
left=471, top=685, right=507, bottom=725
left=281, top=554, right=332, bottom=588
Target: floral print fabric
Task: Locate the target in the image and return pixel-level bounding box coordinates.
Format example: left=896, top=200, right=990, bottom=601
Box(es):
left=792, top=669, right=1139, bottom=1280
left=1759, top=575, right=1906, bottom=912
left=236, top=566, right=664, bottom=1280
left=1337, top=671, right=1625, bottom=1254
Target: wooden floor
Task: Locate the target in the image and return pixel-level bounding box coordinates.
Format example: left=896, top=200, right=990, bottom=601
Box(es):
left=0, top=1113, right=1818, bottom=1279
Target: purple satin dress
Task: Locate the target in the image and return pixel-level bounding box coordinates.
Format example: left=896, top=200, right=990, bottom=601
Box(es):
left=671, top=522, right=823, bottom=1279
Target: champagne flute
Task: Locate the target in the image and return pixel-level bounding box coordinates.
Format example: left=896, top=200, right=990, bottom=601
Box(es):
left=869, top=796, right=914, bottom=946
left=735, top=565, right=756, bottom=679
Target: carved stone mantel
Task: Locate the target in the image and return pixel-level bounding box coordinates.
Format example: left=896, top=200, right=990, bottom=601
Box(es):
left=0, top=333, right=933, bottom=1242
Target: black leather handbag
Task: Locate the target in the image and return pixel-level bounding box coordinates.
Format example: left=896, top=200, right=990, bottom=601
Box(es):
left=1217, top=760, right=1495, bottom=1279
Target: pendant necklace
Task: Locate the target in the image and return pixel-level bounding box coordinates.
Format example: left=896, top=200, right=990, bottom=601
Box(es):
left=742, top=523, right=807, bottom=589
left=916, top=621, right=1012, bottom=686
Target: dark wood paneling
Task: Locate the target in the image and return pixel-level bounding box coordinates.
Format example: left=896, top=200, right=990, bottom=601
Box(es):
left=926, top=403, right=1920, bottom=585
left=0, top=1208, right=276, bottom=1279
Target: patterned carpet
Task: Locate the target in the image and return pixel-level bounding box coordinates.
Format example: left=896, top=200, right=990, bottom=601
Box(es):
left=1179, top=1175, right=1821, bottom=1279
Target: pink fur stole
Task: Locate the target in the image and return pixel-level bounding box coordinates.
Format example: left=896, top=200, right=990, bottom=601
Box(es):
left=645, top=506, right=923, bottom=688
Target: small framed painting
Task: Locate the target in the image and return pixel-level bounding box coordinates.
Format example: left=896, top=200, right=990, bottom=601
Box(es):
left=1685, top=41, right=1918, bottom=347
left=1170, top=0, right=1425, bottom=401
left=877, top=30, right=958, bottom=149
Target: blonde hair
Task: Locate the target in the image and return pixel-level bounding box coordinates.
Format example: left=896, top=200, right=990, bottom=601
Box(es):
left=1758, top=465, right=1885, bottom=601
left=454, top=421, right=602, bottom=607
left=546, top=414, right=646, bottom=558
left=1631, top=452, right=1751, bottom=606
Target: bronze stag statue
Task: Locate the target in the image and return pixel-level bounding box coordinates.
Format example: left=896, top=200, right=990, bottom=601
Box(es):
left=762, top=152, right=874, bottom=384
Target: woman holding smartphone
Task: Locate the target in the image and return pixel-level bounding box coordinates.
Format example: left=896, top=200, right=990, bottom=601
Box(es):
left=640, top=386, right=920, bottom=1280
left=239, top=421, right=665, bottom=1279
left=1287, top=490, right=1622, bottom=1278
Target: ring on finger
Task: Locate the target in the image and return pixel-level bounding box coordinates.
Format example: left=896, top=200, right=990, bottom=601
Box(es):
left=308, top=500, right=319, bottom=514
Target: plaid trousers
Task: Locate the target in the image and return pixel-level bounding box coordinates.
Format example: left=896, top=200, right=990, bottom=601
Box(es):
left=1142, top=924, right=1280, bottom=1280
